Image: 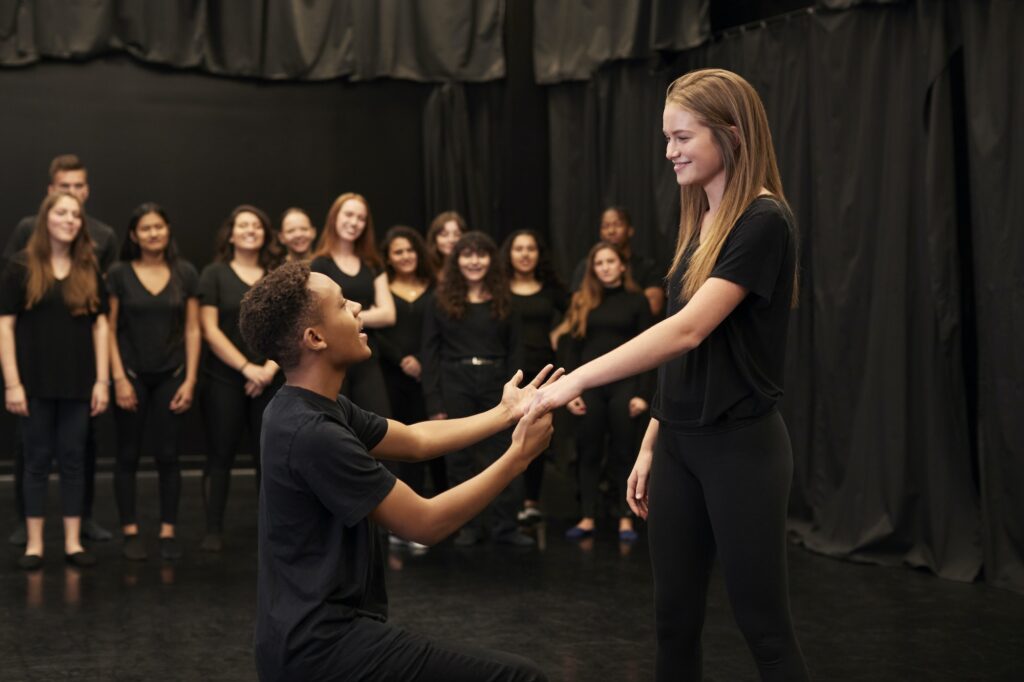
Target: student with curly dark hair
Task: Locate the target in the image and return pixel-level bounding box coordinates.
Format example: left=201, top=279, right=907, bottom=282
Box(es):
left=376, top=227, right=446, bottom=516
left=107, top=203, right=200, bottom=561
left=421, top=232, right=531, bottom=547
left=238, top=261, right=555, bottom=681
left=500, top=229, right=567, bottom=524
left=197, top=204, right=283, bottom=552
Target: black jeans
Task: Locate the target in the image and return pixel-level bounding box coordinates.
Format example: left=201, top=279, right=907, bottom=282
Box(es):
left=113, top=368, right=185, bottom=526
left=21, top=398, right=91, bottom=518
left=648, top=411, right=810, bottom=681
left=200, top=377, right=277, bottom=533
left=13, top=413, right=100, bottom=521
left=575, top=378, right=639, bottom=519
left=440, top=360, right=520, bottom=535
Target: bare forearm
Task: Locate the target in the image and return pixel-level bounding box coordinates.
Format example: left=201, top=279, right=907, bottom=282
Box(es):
left=184, top=327, right=201, bottom=383
left=0, top=321, right=21, bottom=387
left=204, top=325, right=248, bottom=371
left=574, top=317, right=695, bottom=393
left=92, top=316, right=110, bottom=383
left=378, top=406, right=513, bottom=462
left=398, top=450, right=525, bottom=545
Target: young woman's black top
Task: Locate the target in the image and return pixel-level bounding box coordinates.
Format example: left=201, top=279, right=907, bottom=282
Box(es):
left=563, top=285, right=654, bottom=399
left=376, top=288, right=433, bottom=368
left=652, top=196, right=796, bottom=433
left=310, top=257, right=378, bottom=308
left=420, top=299, right=520, bottom=415
left=0, top=257, right=108, bottom=401
left=107, top=260, right=199, bottom=375
left=197, top=262, right=267, bottom=387
left=511, top=284, right=568, bottom=375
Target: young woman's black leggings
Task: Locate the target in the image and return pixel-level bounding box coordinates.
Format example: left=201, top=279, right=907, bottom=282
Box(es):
left=200, top=377, right=276, bottom=533
left=576, top=378, right=639, bottom=518
left=113, top=368, right=185, bottom=526
left=648, top=410, right=810, bottom=681
left=21, top=398, right=90, bottom=518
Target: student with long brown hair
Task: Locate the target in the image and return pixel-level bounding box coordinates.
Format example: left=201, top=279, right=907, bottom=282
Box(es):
left=533, top=69, right=810, bottom=680
left=311, top=193, right=394, bottom=417
left=424, top=210, right=466, bottom=277
left=421, top=231, right=531, bottom=547
left=0, top=192, right=110, bottom=569
left=197, top=204, right=283, bottom=552
left=561, top=242, right=652, bottom=543
left=108, top=203, right=200, bottom=561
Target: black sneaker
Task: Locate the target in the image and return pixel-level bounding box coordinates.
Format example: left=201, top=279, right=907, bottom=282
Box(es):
left=8, top=525, right=27, bottom=546
left=200, top=533, right=224, bottom=552
left=160, top=537, right=182, bottom=560
left=81, top=519, right=113, bottom=542
left=65, top=550, right=97, bottom=567
left=122, top=535, right=147, bottom=561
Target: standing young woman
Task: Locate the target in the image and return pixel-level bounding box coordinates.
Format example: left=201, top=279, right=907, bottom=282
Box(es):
left=311, top=193, right=394, bottom=416
left=107, top=203, right=200, bottom=561
left=198, top=205, right=283, bottom=552
left=0, top=192, right=109, bottom=569
left=424, top=210, right=466, bottom=278
left=561, top=242, right=653, bottom=543
left=533, top=69, right=810, bottom=680
left=376, top=226, right=446, bottom=508
left=421, top=231, right=531, bottom=547
left=501, top=229, right=567, bottom=524
left=277, top=207, right=317, bottom=262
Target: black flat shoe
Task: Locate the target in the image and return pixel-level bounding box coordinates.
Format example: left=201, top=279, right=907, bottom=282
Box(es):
left=160, top=537, right=182, bottom=560
left=199, top=533, right=223, bottom=552
left=17, top=554, right=43, bottom=570
left=122, top=534, right=147, bottom=561
left=65, top=551, right=97, bottom=567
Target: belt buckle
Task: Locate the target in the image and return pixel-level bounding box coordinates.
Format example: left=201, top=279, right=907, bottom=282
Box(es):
left=470, top=357, right=484, bottom=366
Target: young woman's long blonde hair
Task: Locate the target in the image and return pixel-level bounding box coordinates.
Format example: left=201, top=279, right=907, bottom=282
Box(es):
left=666, top=68, right=797, bottom=306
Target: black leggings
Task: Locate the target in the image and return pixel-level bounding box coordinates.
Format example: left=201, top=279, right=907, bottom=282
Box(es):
left=576, top=379, right=639, bottom=519
left=21, top=398, right=90, bottom=518
left=648, top=411, right=810, bottom=681
left=200, top=377, right=277, bottom=533
left=113, top=369, right=185, bottom=526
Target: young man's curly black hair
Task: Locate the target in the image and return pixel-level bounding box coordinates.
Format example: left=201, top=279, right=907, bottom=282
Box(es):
left=239, top=261, right=320, bottom=371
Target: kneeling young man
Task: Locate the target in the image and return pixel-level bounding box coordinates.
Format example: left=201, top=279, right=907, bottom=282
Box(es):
left=239, top=262, right=555, bottom=682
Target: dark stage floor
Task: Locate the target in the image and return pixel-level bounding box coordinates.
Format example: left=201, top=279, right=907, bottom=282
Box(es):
left=1, top=472, right=1022, bottom=681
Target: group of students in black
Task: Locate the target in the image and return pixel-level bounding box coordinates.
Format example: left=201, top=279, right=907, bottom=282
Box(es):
left=1, top=153, right=662, bottom=567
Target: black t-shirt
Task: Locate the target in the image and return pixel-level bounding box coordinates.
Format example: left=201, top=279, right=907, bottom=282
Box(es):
left=421, top=298, right=520, bottom=415
left=376, top=288, right=432, bottom=368
left=255, top=386, right=394, bottom=681
left=511, top=284, right=568, bottom=375
left=570, top=250, right=663, bottom=292
left=563, top=285, right=655, bottom=399
left=107, top=260, right=199, bottom=374
left=0, top=257, right=108, bottom=400
left=310, top=256, right=378, bottom=308
left=197, top=262, right=267, bottom=385
left=4, top=215, right=118, bottom=274
left=652, top=197, right=796, bottom=433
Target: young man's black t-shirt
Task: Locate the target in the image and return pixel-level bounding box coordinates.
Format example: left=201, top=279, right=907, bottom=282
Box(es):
left=255, top=385, right=395, bottom=680
left=652, top=196, right=796, bottom=433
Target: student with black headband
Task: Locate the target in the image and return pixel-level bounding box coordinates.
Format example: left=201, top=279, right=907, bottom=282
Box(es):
left=197, top=204, right=283, bottom=553
left=239, top=261, right=555, bottom=681
left=1, top=192, right=109, bottom=569
left=533, top=69, right=810, bottom=680
left=107, top=203, right=200, bottom=561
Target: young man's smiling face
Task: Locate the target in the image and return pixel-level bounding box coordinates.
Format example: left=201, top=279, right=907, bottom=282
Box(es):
left=307, top=272, right=371, bottom=367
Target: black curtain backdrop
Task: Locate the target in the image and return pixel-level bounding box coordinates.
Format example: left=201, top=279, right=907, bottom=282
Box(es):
left=532, top=0, right=709, bottom=84
left=960, top=0, right=1024, bottom=594
left=0, top=0, right=505, bottom=82
left=544, top=0, right=1011, bottom=587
